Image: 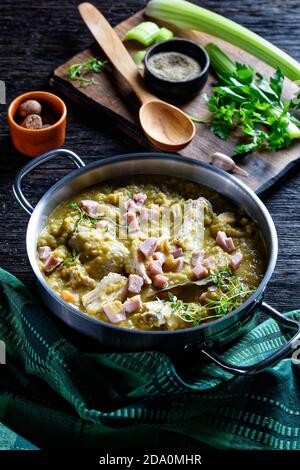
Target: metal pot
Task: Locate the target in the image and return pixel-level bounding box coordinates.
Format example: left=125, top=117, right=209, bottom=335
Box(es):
left=13, top=148, right=300, bottom=375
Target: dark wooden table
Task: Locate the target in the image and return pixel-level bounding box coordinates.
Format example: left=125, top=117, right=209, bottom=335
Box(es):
left=0, top=0, right=299, bottom=314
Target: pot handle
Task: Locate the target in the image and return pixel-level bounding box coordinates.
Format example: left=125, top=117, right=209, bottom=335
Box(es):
left=13, top=148, right=85, bottom=215
left=192, top=302, right=300, bottom=375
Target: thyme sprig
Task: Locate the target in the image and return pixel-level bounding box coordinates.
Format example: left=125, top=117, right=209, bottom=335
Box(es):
left=167, top=268, right=256, bottom=325
left=168, top=293, right=204, bottom=326
left=67, top=57, right=111, bottom=87
left=68, top=202, right=130, bottom=234
left=205, top=273, right=255, bottom=316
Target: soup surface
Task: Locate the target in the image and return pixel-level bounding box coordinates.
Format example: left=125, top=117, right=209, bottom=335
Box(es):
left=37, top=176, right=265, bottom=331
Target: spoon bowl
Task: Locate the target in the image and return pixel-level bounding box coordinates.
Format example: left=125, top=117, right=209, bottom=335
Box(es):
left=139, top=100, right=195, bottom=151
left=78, top=2, right=196, bottom=152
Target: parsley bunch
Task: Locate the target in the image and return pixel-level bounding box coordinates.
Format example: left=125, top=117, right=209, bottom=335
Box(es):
left=206, top=44, right=300, bottom=154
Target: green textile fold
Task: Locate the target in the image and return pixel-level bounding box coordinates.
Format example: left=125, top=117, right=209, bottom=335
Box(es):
left=0, top=267, right=299, bottom=451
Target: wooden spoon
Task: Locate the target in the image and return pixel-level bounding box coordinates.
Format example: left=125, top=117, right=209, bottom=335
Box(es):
left=78, top=3, right=196, bottom=151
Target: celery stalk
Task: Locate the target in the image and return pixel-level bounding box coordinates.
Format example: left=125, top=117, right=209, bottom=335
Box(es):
left=154, top=27, right=174, bottom=43
left=287, top=121, right=300, bottom=140
left=145, top=0, right=300, bottom=81
left=205, top=43, right=236, bottom=75
left=133, top=50, right=147, bottom=66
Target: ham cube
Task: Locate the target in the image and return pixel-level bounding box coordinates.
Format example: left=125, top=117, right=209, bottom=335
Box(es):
left=38, top=246, right=51, bottom=261
left=153, top=275, right=168, bottom=289
left=192, top=249, right=207, bottom=279
left=103, top=301, right=126, bottom=323
left=44, top=256, right=63, bottom=274
left=192, top=250, right=204, bottom=266
left=216, top=231, right=235, bottom=253
left=202, top=256, right=216, bottom=268
left=192, top=264, right=208, bottom=280
left=124, top=211, right=133, bottom=222
left=174, top=256, right=185, bottom=272
left=140, top=207, right=149, bottom=222
left=125, top=194, right=146, bottom=213
left=225, top=238, right=235, bottom=252
left=153, top=251, right=167, bottom=264
left=128, top=274, right=144, bottom=294
left=133, top=193, right=147, bottom=204
left=148, top=260, right=163, bottom=276
left=126, top=211, right=139, bottom=232
left=123, top=295, right=142, bottom=314
left=140, top=207, right=157, bottom=222
left=229, top=251, right=243, bottom=270
left=80, top=200, right=100, bottom=217
left=139, top=237, right=158, bottom=257
left=126, top=199, right=140, bottom=212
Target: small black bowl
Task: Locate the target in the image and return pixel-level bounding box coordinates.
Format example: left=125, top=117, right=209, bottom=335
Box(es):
left=144, top=38, right=209, bottom=103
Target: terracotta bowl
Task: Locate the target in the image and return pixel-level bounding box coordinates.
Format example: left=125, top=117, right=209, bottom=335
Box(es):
left=8, top=91, right=67, bottom=157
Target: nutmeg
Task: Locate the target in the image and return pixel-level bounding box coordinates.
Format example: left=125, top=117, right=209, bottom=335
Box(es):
left=19, top=100, right=42, bottom=119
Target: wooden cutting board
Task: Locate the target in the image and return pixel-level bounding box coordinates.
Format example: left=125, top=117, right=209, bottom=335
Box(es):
left=50, top=9, right=300, bottom=196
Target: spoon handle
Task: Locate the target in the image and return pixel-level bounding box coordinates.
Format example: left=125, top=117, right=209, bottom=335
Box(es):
left=78, top=3, right=155, bottom=104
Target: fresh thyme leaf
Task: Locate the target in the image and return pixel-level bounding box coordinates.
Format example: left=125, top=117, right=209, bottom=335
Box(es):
left=63, top=249, right=78, bottom=266
left=167, top=292, right=177, bottom=302
left=206, top=267, right=232, bottom=286
left=204, top=268, right=256, bottom=316
left=67, top=57, right=110, bottom=87
left=168, top=293, right=203, bottom=325
left=68, top=202, right=78, bottom=210
left=89, top=218, right=98, bottom=226
left=68, top=202, right=98, bottom=232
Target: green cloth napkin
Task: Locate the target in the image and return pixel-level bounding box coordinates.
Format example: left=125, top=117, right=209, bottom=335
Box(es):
left=0, top=267, right=299, bottom=451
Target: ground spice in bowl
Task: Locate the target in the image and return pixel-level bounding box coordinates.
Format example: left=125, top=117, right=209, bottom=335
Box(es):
left=144, top=38, right=209, bottom=102
left=147, top=51, right=202, bottom=82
